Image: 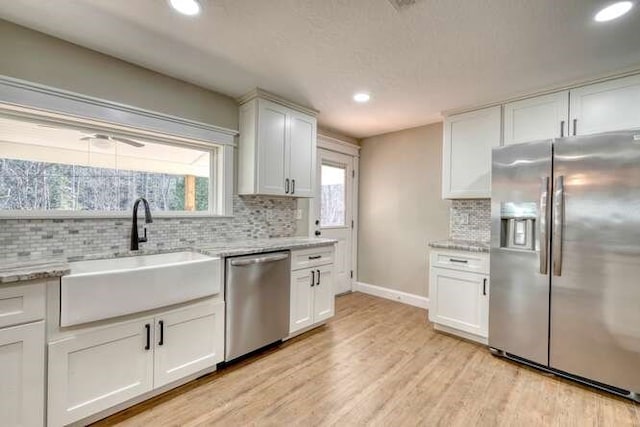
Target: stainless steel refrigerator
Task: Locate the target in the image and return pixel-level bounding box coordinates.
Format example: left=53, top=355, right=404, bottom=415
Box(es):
left=489, top=130, right=640, bottom=401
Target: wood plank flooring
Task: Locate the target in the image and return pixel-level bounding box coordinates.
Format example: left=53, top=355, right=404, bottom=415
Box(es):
left=94, top=292, right=640, bottom=426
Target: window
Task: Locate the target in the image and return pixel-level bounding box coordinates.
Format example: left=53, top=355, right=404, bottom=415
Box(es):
left=320, top=163, right=346, bottom=227
left=0, top=115, right=220, bottom=216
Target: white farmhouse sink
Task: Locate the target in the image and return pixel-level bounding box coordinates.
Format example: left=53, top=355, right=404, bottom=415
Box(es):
left=60, top=251, right=221, bottom=327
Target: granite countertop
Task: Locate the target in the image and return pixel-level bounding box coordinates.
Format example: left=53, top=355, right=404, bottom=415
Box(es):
left=0, top=259, right=71, bottom=284
left=0, top=237, right=337, bottom=284
left=196, top=237, right=337, bottom=257
left=428, top=239, right=490, bottom=253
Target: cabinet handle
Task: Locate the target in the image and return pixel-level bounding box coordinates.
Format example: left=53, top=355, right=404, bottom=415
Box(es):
left=144, top=324, right=151, bottom=350
left=560, top=120, right=565, bottom=138
left=291, top=179, right=295, bottom=194
left=572, top=119, right=577, bottom=136
left=316, top=269, right=321, bottom=286
left=449, top=258, right=468, bottom=264
left=311, top=270, right=315, bottom=287
left=308, top=255, right=322, bottom=260
left=158, top=320, right=164, bottom=346
left=483, top=278, right=487, bottom=296
left=285, top=178, right=290, bottom=194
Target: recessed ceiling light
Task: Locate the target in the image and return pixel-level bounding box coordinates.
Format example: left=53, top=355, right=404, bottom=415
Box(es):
left=594, top=1, right=633, bottom=22
left=168, top=0, right=202, bottom=16
left=353, top=92, right=371, bottom=103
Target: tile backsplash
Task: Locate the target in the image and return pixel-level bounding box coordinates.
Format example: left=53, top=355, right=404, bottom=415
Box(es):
left=449, top=199, right=491, bottom=242
left=0, top=196, right=297, bottom=261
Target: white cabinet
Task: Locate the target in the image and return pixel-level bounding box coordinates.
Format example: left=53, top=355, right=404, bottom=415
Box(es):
left=428, top=250, right=489, bottom=344
left=239, top=92, right=317, bottom=198
left=48, top=317, right=155, bottom=427
left=313, top=265, right=335, bottom=323
left=290, top=269, right=315, bottom=331
left=442, top=106, right=501, bottom=199
left=570, top=74, right=640, bottom=136
left=154, top=299, right=224, bottom=388
left=289, top=246, right=336, bottom=334
left=0, top=321, right=45, bottom=427
left=48, top=298, right=224, bottom=426
left=503, top=91, right=569, bottom=145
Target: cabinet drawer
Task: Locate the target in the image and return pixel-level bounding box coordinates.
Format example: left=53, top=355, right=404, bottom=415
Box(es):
left=0, top=282, right=46, bottom=328
left=430, top=250, right=489, bottom=274
left=291, top=246, right=334, bottom=271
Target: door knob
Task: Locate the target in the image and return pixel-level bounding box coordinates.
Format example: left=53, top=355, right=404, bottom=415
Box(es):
left=315, top=230, right=321, bottom=237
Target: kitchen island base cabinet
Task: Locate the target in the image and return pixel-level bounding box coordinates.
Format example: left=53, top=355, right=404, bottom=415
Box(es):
left=428, top=250, right=489, bottom=344
left=289, top=247, right=336, bottom=335
left=0, top=321, right=45, bottom=427
left=48, top=298, right=224, bottom=427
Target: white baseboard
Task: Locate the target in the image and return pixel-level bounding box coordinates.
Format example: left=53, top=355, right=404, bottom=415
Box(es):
left=354, top=281, right=429, bottom=310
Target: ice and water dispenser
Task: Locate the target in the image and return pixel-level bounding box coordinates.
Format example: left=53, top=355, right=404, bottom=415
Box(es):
left=500, top=202, right=537, bottom=251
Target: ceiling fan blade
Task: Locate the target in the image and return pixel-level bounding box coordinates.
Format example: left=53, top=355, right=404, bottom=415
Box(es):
left=111, top=136, right=145, bottom=148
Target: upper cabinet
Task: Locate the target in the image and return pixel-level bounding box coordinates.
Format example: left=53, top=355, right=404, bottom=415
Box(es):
left=442, top=106, right=501, bottom=199
left=503, top=91, right=569, bottom=145
left=569, top=74, right=640, bottom=136
left=238, top=90, right=317, bottom=198
left=443, top=73, right=640, bottom=200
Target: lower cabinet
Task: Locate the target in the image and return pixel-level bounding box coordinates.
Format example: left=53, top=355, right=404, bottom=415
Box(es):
left=289, top=247, right=336, bottom=334
left=0, top=321, right=45, bottom=427
left=48, top=298, right=224, bottom=426
left=428, top=249, right=490, bottom=344
left=154, top=299, right=224, bottom=388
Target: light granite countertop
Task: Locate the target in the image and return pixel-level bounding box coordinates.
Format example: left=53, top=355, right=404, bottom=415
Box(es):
left=428, top=239, right=490, bottom=253
left=0, top=237, right=337, bottom=284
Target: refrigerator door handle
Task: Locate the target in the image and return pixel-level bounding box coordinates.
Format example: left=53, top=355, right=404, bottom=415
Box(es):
left=539, top=176, right=551, bottom=274
left=552, top=175, right=565, bottom=276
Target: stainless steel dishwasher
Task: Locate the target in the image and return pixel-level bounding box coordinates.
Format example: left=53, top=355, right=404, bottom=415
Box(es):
left=225, top=251, right=290, bottom=361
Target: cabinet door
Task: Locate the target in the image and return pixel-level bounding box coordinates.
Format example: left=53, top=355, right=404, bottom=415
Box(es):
left=257, top=99, right=288, bottom=195
left=429, top=267, right=488, bottom=338
left=313, top=265, right=335, bottom=323
left=0, top=321, right=44, bottom=427
left=154, top=299, right=224, bottom=388
left=288, top=111, right=316, bottom=197
left=48, top=318, right=154, bottom=427
left=290, top=269, right=314, bottom=333
left=442, top=106, right=501, bottom=198
left=503, top=91, right=569, bottom=145
left=570, top=74, right=640, bottom=136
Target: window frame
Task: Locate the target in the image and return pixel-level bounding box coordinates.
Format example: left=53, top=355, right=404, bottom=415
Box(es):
left=0, top=77, right=237, bottom=219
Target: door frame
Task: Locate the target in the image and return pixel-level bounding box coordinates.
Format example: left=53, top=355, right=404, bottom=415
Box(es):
left=309, top=134, right=360, bottom=291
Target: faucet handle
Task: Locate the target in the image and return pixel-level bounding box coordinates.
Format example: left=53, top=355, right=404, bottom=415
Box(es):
left=139, top=226, right=148, bottom=243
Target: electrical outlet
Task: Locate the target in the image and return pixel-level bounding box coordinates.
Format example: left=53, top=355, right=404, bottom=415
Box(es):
left=295, top=209, right=303, bottom=220
left=454, top=213, right=470, bottom=225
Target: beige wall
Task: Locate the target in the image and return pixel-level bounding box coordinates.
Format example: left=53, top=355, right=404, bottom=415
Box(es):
left=358, top=123, right=449, bottom=297
left=0, top=19, right=238, bottom=130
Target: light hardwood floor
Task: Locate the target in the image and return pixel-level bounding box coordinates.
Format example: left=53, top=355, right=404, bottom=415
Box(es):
left=94, top=292, right=640, bottom=427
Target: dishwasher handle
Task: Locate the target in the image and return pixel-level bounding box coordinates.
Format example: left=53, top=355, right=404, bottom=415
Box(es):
left=230, top=253, right=289, bottom=267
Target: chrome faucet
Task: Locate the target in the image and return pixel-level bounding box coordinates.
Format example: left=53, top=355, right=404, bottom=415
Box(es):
left=131, top=197, right=153, bottom=251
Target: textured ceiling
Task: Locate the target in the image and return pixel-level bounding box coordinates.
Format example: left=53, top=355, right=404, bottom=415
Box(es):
left=1, top=0, right=640, bottom=138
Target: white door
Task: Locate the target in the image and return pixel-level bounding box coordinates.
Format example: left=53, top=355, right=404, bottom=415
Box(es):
left=313, top=265, right=335, bottom=323
left=48, top=317, right=154, bottom=427
left=290, top=269, right=315, bottom=333
left=570, top=74, right=640, bottom=136
left=313, top=149, right=355, bottom=295
left=428, top=268, right=488, bottom=338
left=442, top=106, right=501, bottom=198
left=503, top=91, right=569, bottom=145
left=258, top=99, right=288, bottom=195
left=154, top=299, right=224, bottom=388
left=288, top=111, right=316, bottom=197
left=0, top=321, right=45, bottom=427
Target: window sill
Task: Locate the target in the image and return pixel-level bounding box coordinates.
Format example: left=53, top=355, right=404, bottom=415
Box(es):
left=0, top=211, right=234, bottom=220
